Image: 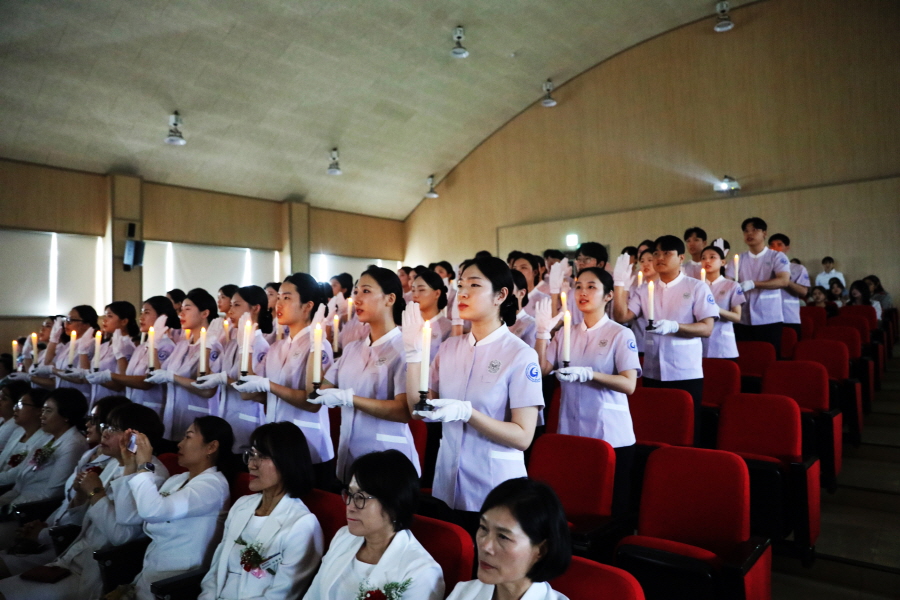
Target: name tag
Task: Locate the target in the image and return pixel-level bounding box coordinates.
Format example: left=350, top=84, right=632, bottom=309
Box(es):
left=260, top=552, right=282, bottom=571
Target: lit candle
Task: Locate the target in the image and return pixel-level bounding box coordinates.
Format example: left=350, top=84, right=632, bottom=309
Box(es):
left=420, top=321, right=431, bottom=392
left=148, top=326, right=156, bottom=371
left=562, top=310, right=571, bottom=363
left=560, top=291, right=567, bottom=312
left=700, top=267, right=706, bottom=281
left=240, top=321, right=251, bottom=373
left=637, top=271, right=643, bottom=286
left=312, top=323, right=323, bottom=383
left=93, top=331, right=102, bottom=370
left=68, top=331, right=77, bottom=366
left=648, top=281, right=655, bottom=321
left=140, top=331, right=146, bottom=345
left=199, top=327, right=207, bottom=374
left=346, top=298, right=353, bottom=321
left=733, top=254, right=740, bottom=282
left=332, top=314, right=340, bottom=353
left=30, top=332, right=38, bottom=365
left=184, top=328, right=191, bottom=343
left=11, top=340, right=18, bottom=367
left=223, top=319, right=230, bottom=340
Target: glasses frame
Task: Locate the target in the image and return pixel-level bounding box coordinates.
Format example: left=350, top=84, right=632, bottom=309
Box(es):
left=341, top=488, right=376, bottom=510
left=242, top=449, right=270, bottom=466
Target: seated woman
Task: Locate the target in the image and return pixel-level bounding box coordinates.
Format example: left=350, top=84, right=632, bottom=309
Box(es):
left=0, top=382, right=26, bottom=453
left=0, top=386, right=49, bottom=476
left=200, top=422, right=323, bottom=600
left=864, top=275, right=893, bottom=311
left=447, top=478, right=572, bottom=600
left=847, top=279, right=883, bottom=322
left=302, top=450, right=444, bottom=600
left=109, top=416, right=232, bottom=600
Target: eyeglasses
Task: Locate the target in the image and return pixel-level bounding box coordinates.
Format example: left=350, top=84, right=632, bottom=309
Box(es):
left=14, top=402, right=38, bottom=410
left=242, top=450, right=270, bottom=465
left=341, top=488, right=376, bottom=510
left=65, top=318, right=85, bottom=324
left=100, top=423, right=122, bottom=434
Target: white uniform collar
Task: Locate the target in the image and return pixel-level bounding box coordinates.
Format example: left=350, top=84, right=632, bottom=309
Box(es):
left=467, top=324, right=509, bottom=347
left=291, top=325, right=311, bottom=343
left=366, top=326, right=400, bottom=347
left=658, top=273, right=685, bottom=289
left=748, top=247, right=768, bottom=259
left=516, top=309, right=528, bottom=319
left=527, top=287, right=542, bottom=299
left=579, top=314, right=609, bottom=331
left=709, top=275, right=727, bottom=287
left=427, top=314, right=443, bottom=325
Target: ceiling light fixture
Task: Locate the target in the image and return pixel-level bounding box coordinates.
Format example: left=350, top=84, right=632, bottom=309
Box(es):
left=327, top=148, right=342, bottom=175
left=164, top=111, right=186, bottom=146
left=425, top=175, right=439, bottom=199
left=714, top=1, right=735, bottom=32
left=451, top=26, right=469, bottom=59
left=541, top=79, right=558, bottom=107
left=714, top=175, right=740, bottom=194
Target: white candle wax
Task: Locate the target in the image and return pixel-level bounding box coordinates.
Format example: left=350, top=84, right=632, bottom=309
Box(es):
left=733, top=255, right=740, bottom=282
left=332, top=315, right=340, bottom=353
left=562, top=311, right=571, bottom=362
left=637, top=271, right=643, bottom=286
left=700, top=267, right=706, bottom=281
left=68, top=331, right=76, bottom=366
left=11, top=341, right=18, bottom=367
left=30, top=333, right=38, bottom=365
left=346, top=298, right=354, bottom=322
left=148, top=327, right=156, bottom=371
left=240, top=321, right=251, bottom=372
left=93, top=331, right=101, bottom=370
left=199, top=327, right=207, bottom=373
left=312, top=323, right=323, bottom=383
left=560, top=291, right=567, bottom=311
left=420, top=321, right=431, bottom=392
left=648, top=281, right=655, bottom=321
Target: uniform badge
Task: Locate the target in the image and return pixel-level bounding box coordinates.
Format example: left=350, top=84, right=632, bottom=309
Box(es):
left=707, top=294, right=716, bottom=305
left=627, top=339, right=637, bottom=351
left=526, top=363, right=541, bottom=383
left=683, top=292, right=691, bottom=299
left=374, top=357, right=387, bottom=367
left=256, top=352, right=267, bottom=363
left=599, top=339, right=609, bottom=347
left=488, top=359, right=502, bottom=373
left=158, top=350, right=170, bottom=362
left=210, top=350, right=219, bottom=361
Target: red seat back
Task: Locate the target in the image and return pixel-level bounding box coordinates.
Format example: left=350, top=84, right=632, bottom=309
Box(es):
left=794, top=340, right=850, bottom=380
left=717, top=394, right=802, bottom=463
left=552, top=556, right=645, bottom=600
left=303, top=489, right=346, bottom=551
left=816, top=326, right=862, bottom=359
left=800, top=306, right=827, bottom=334
left=735, top=342, right=777, bottom=378
left=328, top=407, right=341, bottom=455
left=231, top=472, right=254, bottom=504
left=408, top=418, right=427, bottom=472
left=840, top=305, right=878, bottom=330
left=158, top=452, right=187, bottom=476
left=639, top=447, right=750, bottom=555
left=628, top=388, right=694, bottom=447
left=762, top=361, right=829, bottom=413
left=701, top=359, right=741, bottom=408
left=827, top=315, right=870, bottom=344
left=781, top=327, right=798, bottom=359
left=410, top=515, right=474, bottom=596
left=529, top=434, right=615, bottom=519
left=546, top=384, right=561, bottom=434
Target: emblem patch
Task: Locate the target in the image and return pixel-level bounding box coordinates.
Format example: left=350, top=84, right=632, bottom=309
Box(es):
left=158, top=350, right=170, bottom=362
left=683, top=292, right=691, bottom=299
left=627, top=339, right=637, bottom=351
left=599, top=339, right=609, bottom=347
left=210, top=350, right=219, bottom=362
left=707, top=294, right=716, bottom=305
left=374, top=357, right=387, bottom=367
left=256, top=352, right=267, bottom=364
left=526, top=363, right=541, bottom=383
left=488, top=359, right=502, bottom=374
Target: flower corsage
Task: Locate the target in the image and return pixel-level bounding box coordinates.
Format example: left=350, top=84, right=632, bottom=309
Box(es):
left=28, top=440, right=56, bottom=471
left=235, top=536, right=280, bottom=579
left=356, top=578, right=413, bottom=600
left=7, top=452, right=26, bottom=469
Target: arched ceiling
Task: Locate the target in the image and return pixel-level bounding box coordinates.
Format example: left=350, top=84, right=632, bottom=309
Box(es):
left=0, top=0, right=753, bottom=220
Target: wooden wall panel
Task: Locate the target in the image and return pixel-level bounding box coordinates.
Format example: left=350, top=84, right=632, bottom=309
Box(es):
left=289, top=202, right=310, bottom=275
left=405, top=0, right=900, bottom=267
left=310, top=208, right=405, bottom=260
left=0, top=159, right=108, bottom=236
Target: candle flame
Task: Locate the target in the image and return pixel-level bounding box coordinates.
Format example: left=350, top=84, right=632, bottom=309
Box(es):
left=315, top=323, right=322, bottom=331
left=12, top=340, right=17, bottom=348
left=96, top=331, right=102, bottom=339
left=149, top=326, right=155, bottom=334
left=201, top=327, right=207, bottom=333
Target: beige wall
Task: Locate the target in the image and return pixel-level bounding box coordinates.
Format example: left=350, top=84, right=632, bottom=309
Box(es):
left=310, top=208, right=406, bottom=260
left=405, top=0, right=900, bottom=274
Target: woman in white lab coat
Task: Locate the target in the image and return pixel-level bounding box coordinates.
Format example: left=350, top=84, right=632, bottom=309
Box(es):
left=83, top=301, right=140, bottom=407
left=302, top=450, right=444, bottom=600
left=199, top=422, right=323, bottom=600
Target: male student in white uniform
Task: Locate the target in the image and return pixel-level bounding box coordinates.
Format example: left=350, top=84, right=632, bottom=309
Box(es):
left=768, top=233, right=809, bottom=338
left=815, top=256, right=846, bottom=289
left=682, top=227, right=707, bottom=279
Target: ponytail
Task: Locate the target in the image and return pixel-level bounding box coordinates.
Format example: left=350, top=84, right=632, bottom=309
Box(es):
left=235, top=285, right=273, bottom=334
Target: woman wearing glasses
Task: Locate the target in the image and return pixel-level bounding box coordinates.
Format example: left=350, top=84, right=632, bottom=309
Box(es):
left=0, top=384, right=50, bottom=476
left=50, top=307, right=100, bottom=399
left=199, top=423, right=323, bottom=600
left=303, top=450, right=444, bottom=600
left=81, top=302, right=141, bottom=408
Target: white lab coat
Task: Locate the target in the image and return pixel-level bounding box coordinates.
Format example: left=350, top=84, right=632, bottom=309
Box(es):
left=448, top=580, right=569, bottom=600
left=0, top=427, right=51, bottom=475
left=0, top=426, right=88, bottom=506
left=199, top=493, right=323, bottom=600
left=302, top=526, right=444, bottom=600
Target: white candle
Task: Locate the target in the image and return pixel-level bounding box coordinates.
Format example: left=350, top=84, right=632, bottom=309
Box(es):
left=199, top=327, right=207, bottom=374
left=733, top=255, right=740, bottom=282
left=700, top=267, right=706, bottom=281
left=648, top=281, right=655, bottom=321
left=148, top=327, right=156, bottom=371
left=223, top=319, right=230, bottom=340
left=332, top=315, right=340, bottom=353
left=562, top=311, right=571, bottom=363
left=312, top=323, right=323, bottom=383
left=420, top=321, right=431, bottom=392
left=140, top=331, right=146, bottom=345
left=637, top=271, right=643, bottom=286
left=30, top=332, right=38, bottom=365
left=93, top=331, right=101, bottom=370
left=560, top=291, right=567, bottom=311
left=68, top=331, right=76, bottom=366
left=346, top=298, right=354, bottom=321
left=11, top=340, right=18, bottom=367
left=240, top=321, right=251, bottom=372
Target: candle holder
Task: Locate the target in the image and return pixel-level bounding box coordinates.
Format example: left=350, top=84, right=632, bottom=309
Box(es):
left=237, top=370, right=248, bottom=385
left=414, top=390, right=431, bottom=412
left=308, top=381, right=322, bottom=400
left=646, top=319, right=656, bottom=331
left=562, top=361, right=570, bottom=368
left=93, top=367, right=99, bottom=373
left=198, top=371, right=207, bottom=379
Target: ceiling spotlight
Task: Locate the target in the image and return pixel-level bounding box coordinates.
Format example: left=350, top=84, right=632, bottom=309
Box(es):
left=714, top=175, right=740, bottom=194
left=164, top=111, right=186, bottom=146
left=327, top=148, right=342, bottom=175
left=424, top=175, right=439, bottom=199
left=541, top=80, right=558, bottom=108
left=714, top=1, right=735, bottom=32
left=451, top=26, right=469, bottom=59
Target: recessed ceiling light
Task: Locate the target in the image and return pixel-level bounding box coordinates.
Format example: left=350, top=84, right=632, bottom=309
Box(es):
left=541, top=80, right=557, bottom=108
left=451, top=26, right=469, bottom=59
left=425, top=175, right=439, bottom=198
left=327, top=148, right=342, bottom=175
left=164, top=111, right=186, bottom=146
left=714, top=1, right=735, bottom=32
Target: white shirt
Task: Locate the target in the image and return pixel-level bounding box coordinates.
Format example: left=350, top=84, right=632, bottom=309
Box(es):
left=702, top=277, right=745, bottom=359
left=815, top=269, right=845, bottom=288
left=126, top=336, right=176, bottom=415
left=509, top=310, right=537, bottom=348
left=218, top=334, right=269, bottom=452
left=524, top=289, right=550, bottom=318
left=448, top=580, right=569, bottom=600
left=0, top=426, right=89, bottom=506
left=161, top=339, right=223, bottom=441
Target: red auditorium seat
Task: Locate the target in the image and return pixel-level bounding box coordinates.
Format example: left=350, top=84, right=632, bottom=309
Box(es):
left=800, top=306, right=827, bottom=339
left=303, top=489, right=346, bottom=551
left=780, top=326, right=798, bottom=359
left=817, top=325, right=874, bottom=413
left=157, top=452, right=187, bottom=475
left=829, top=315, right=883, bottom=386
left=699, top=358, right=741, bottom=448
left=735, top=341, right=777, bottom=393
left=795, top=339, right=863, bottom=444
left=408, top=418, right=427, bottom=472
left=546, top=383, right=561, bottom=434
left=410, top=515, right=474, bottom=598
left=231, top=471, right=254, bottom=504
left=616, top=447, right=771, bottom=600
left=717, top=394, right=820, bottom=565
left=552, top=556, right=645, bottom=600
left=762, top=361, right=841, bottom=492
left=840, top=304, right=889, bottom=365
left=328, top=406, right=341, bottom=458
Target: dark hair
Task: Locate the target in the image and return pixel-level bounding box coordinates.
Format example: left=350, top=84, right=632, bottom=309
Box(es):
left=46, top=388, right=89, bottom=432
left=106, top=301, right=141, bottom=341
left=848, top=280, right=872, bottom=306
left=359, top=266, right=406, bottom=325
left=24, top=387, right=51, bottom=409
left=655, top=235, right=685, bottom=255
left=829, top=278, right=845, bottom=291
left=683, top=227, right=707, bottom=242
left=331, top=273, right=354, bottom=298
left=701, top=245, right=727, bottom=276
left=413, top=270, right=449, bottom=311
left=435, top=261, right=456, bottom=281
left=480, top=478, right=572, bottom=582
left=0, top=354, right=12, bottom=375
left=398, top=266, right=413, bottom=276
left=193, top=416, right=235, bottom=483
left=790, top=258, right=802, bottom=265
left=318, top=282, right=335, bottom=306
left=459, top=256, right=518, bottom=327
left=474, top=250, right=493, bottom=260
left=166, top=289, right=186, bottom=304
left=143, top=296, right=182, bottom=330
left=72, top=305, right=100, bottom=331
left=576, top=242, right=609, bottom=266
left=92, top=395, right=131, bottom=426
left=637, top=239, right=656, bottom=252
left=543, top=249, right=565, bottom=261
left=768, top=233, right=790, bottom=247
left=265, top=282, right=280, bottom=292
left=576, top=267, right=614, bottom=295
left=621, top=246, right=638, bottom=258
left=0, top=380, right=30, bottom=402
left=235, top=286, right=274, bottom=334
left=250, top=422, right=313, bottom=498
left=185, top=288, right=219, bottom=327
left=822, top=256, right=835, bottom=264
left=348, top=449, right=419, bottom=531
left=741, top=217, right=768, bottom=232
left=427, top=262, right=438, bottom=271
left=510, top=269, right=530, bottom=308
left=219, top=284, right=239, bottom=299
left=506, top=250, right=525, bottom=266
left=864, top=275, right=885, bottom=295
left=638, top=248, right=654, bottom=260
left=282, top=273, right=326, bottom=317
left=512, top=254, right=541, bottom=287
left=108, top=402, right=165, bottom=451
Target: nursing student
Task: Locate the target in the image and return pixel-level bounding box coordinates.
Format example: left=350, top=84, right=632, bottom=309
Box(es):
left=767, top=233, right=810, bottom=337
left=682, top=227, right=708, bottom=279
left=83, top=301, right=140, bottom=407
left=700, top=245, right=745, bottom=360
left=511, top=254, right=549, bottom=318
left=46, top=306, right=98, bottom=398
left=535, top=267, right=641, bottom=517
left=508, top=270, right=537, bottom=348
left=406, top=256, right=544, bottom=534
left=613, top=235, right=718, bottom=445
left=411, top=270, right=453, bottom=358
left=231, top=273, right=337, bottom=489
left=629, top=248, right=658, bottom=354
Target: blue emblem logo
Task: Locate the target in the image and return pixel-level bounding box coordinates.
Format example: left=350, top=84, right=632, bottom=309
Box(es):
left=627, top=339, right=637, bottom=351
left=526, top=363, right=541, bottom=383
left=158, top=350, right=170, bottom=362
left=707, top=294, right=716, bottom=305
left=780, top=257, right=788, bottom=265
left=736, top=288, right=744, bottom=296
left=210, top=350, right=219, bottom=361
left=256, top=352, right=267, bottom=363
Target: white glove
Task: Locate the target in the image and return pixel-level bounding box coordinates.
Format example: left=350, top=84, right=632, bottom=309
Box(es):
left=86, top=370, right=112, bottom=384
left=401, top=302, right=424, bottom=362
left=50, top=317, right=65, bottom=344
left=613, top=253, right=633, bottom=287
left=308, top=387, right=355, bottom=408
left=556, top=366, right=594, bottom=383
left=328, top=293, right=348, bottom=319
left=416, top=398, right=472, bottom=422
left=21, top=337, right=34, bottom=360
left=648, top=320, right=679, bottom=336
left=206, top=317, right=225, bottom=346
left=549, top=258, right=568, bottom=294
left=230, top=375, right=270, bottom=393
left=75, top=327, right=95, bottom=353
left=534, top=298, right=563, bottom=340
left=145, top=369, right=175, bottom=384
left=152, top=315, right=169, bottom=338
left=111, top=330, right=123, bottom=359
left=32, top=364, right=53, bottom=377
left=713, top=238, right=728, bottom=257
left=7, top=372, right=32, bottom=382
left=449, top=294, right=463, bottom=327
left=740, top=280, right=755, bottom=292
left=64, top=368, right=88, bottom=380
left=193, top=372, right=228, bottom=389
left=308, top=304, right=327, bottom=349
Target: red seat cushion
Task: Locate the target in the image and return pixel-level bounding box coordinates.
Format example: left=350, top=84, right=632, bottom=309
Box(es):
left=718, top=394, right=802, bottom=463
left=552, top=556, right=645, bottom=600
left=618, top=535, right=722, bottom=568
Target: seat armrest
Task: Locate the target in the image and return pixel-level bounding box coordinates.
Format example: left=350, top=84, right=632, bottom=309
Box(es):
left=150, top=568, right=206, bottom=600
left=721, top=536, right=771, bottom=576
left=13, top=499, right=60, bottom=523
left=47, top=524, right=82, bottom=555
left=94, top=537, right=151, bottom=594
